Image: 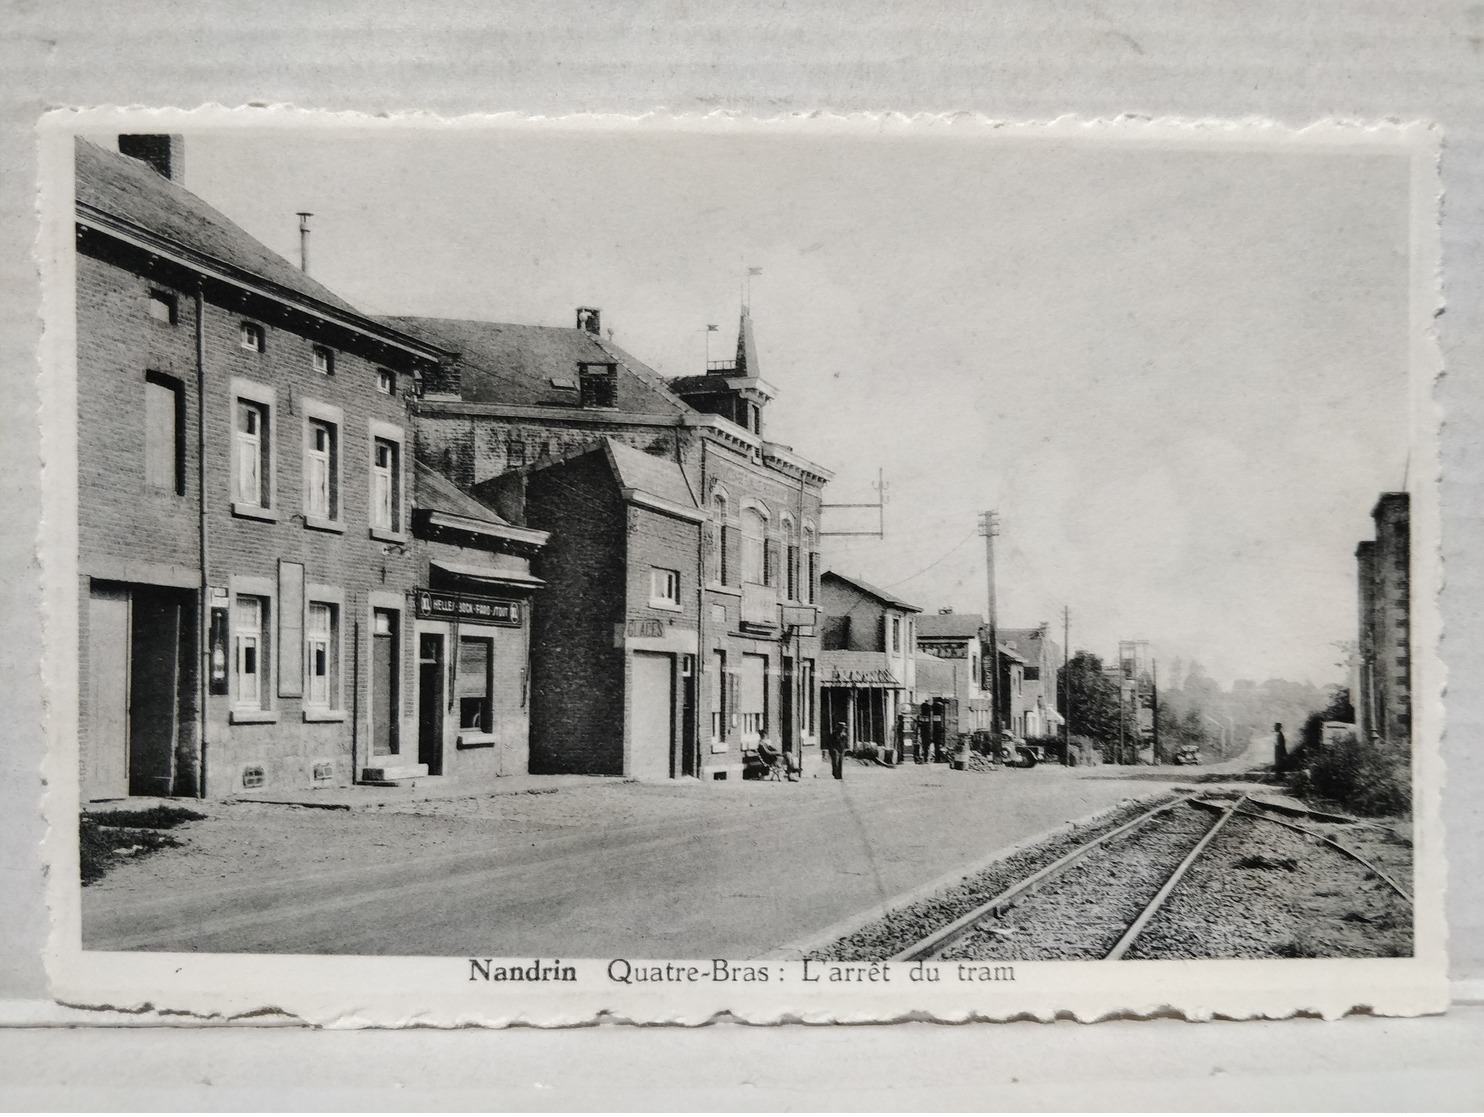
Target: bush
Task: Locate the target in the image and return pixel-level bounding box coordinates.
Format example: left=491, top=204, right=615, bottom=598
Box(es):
left=78, top=805, right=203, bottom=885
left=1065, top=734, right=1104, bottom=767
left=1293, top=733, right=1410, bottom=817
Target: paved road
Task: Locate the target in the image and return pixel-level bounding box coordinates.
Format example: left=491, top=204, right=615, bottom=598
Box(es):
left=85, top=763, right=1178, bottom=958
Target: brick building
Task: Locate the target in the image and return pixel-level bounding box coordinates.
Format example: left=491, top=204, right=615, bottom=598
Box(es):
left=1000, top=625, right=1064, bottom=739
left=426, top=308, right=832, bottom=779
left=819, top=571, right=921, bottom=762
left=75, top=135, right=549, bottom=798
left=914, top=610, right=991, bottom=732
left=1356, top=492, right=1411, bottom=747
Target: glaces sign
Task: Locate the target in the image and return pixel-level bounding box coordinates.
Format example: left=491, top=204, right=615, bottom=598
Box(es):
left=415, top=589, right=522, bottom=627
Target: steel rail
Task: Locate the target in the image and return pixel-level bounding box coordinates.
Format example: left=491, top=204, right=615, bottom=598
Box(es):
left=889, top=793, right=1200, bottom=963
left=1193, top=800, right=1413, bottom=906
left=1103, top=794, right=1248, bottom=961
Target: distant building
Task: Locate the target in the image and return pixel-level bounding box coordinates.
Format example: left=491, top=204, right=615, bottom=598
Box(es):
left=915, top=610, right=991, bottom=731
left=819, top=572, right=921, bottom=761
left=1356, top=492, right=1410, bottom=747
left=1001, top=625, right=1064, bottom=739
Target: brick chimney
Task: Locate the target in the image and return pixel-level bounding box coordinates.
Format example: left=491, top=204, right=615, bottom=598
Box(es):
left=576, top=307, right=601, bottom=336
left=118, top=134, right=184, bottom=182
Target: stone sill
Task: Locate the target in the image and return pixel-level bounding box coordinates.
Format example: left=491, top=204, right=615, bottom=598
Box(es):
left=231, top=502, right=277, bottom=523
left=303, top=515, right=345, bottom=534
left=303, top=709, right=347, bottom=723
left=229, top=708, right=280, bottom=725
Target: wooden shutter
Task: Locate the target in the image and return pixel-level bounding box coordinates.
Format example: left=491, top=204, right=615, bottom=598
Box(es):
left=277, top=560, right=304, bottom=697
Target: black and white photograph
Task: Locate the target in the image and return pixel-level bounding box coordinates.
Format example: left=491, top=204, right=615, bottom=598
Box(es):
left=46, top=113, right=1442, bottom=1019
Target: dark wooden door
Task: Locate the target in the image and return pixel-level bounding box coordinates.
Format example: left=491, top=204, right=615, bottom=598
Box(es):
left=372, top=609, right=398, bottom=756
left=418, top=632, right=445, bottom=775
left=128, top=589, right=181, bottom=796
left=780, top=655, right=795, bottom=754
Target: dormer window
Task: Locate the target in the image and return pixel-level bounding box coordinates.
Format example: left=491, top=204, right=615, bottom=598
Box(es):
left=240, top=321, right=265, bottom=352
left=578, top=362, right=617, bottom=409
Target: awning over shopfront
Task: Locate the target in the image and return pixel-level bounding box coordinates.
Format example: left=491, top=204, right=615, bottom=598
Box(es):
left=430, top=559, right=546, bottom=590
left=820, top=651, right=904, bottom=690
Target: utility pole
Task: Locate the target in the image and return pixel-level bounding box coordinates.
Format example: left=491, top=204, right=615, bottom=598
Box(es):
left=979, top=511, right=1001, bottom=742
left=1061, top=606, right=1071, bottom=765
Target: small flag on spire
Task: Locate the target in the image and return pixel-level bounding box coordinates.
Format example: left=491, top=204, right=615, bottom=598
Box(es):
left=706, top=324, right=719, bottom=332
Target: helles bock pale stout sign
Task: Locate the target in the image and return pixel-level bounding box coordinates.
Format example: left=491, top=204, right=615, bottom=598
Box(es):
left=40, top=109, right=1445, bottom=1024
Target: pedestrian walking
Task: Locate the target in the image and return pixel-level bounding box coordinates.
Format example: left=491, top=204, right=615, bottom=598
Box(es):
left=1273, top=722, right=1287, bottom=771
left=827, top=720, right=848, bottom=780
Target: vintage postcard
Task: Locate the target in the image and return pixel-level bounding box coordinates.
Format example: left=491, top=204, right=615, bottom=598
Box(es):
left=38, top=109, right=1445, bottom=1024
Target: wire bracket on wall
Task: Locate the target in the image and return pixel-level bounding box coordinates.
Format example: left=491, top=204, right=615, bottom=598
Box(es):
left=820, top=467, right=888, bottom=538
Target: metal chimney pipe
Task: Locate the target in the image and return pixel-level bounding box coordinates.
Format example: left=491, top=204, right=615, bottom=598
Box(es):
left=297, top=212, right=313, bottom=273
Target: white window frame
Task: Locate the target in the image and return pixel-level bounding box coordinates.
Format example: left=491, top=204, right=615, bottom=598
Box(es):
left=229, top=574, right=278, bottom=723
left=367, top=419, right=407, bottom=542
left=301, top=399, right=345, bottom=532
left=780, top=513, right=798, bottom=601
left=376, top=367, right=395, bottom=395
left=709, top=485, right=733, bottom=588
left=803, top=521, right=819, bottom=605
left=230, top=378, right=277, bottom=521
left=740, top=501, right=769, bottom=586
left=312, top=344, right=334, bottom=376
left=303, top=586, right=346, bottom=720
left=239, top=320, right=265, bottom=352
left=649, top=567, right=682, bottom=611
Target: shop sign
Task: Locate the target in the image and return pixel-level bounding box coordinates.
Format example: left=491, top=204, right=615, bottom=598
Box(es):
left=415, top=588, right=522, bottom=626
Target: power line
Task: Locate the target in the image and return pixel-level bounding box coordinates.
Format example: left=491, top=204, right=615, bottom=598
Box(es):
left=880, top=528, right=978, bottom=588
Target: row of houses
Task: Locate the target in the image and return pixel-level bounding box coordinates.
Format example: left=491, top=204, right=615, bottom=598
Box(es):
left=76, top=133, right=1060, bottom=799
left=76, top=133, right=839, bottom=798
left=815, top=574, right=1063, bottom=763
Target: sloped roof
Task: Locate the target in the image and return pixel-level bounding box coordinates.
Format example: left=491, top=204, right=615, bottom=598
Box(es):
left=413, top=461, right=510, bottom=526
left=603, top=439, right=698, bottom=511
left=1001, top=627, right=1056, bottom=666
left=916, top=612, right=985, bottom=641
left=377, top=316, right=689, bottom=415
left=821, top=570, right=922, bottom=614
left=75, top=138, right=361, bottom=315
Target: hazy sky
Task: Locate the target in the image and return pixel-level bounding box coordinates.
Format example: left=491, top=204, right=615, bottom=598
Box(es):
left=169, top=123, right=1412, bottom=687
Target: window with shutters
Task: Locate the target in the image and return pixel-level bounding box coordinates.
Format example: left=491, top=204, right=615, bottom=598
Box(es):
left=891, top=617, right=901, bottom=653
left=457, top=636, right=494, bottom=732
left=305, top=602, right=339, bottom=709
left=144, top=372, right=184, bottom=495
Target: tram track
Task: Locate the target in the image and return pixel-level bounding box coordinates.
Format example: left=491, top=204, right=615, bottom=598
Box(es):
left=819, top=789, right=1415, bottom=964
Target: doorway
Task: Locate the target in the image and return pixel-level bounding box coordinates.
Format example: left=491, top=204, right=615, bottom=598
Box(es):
left=630, top=651, right=674, bottom=780
left=679, top=654, right=696, bottom=777
left=417, top=631, right=445, bottom=775
left=371, top=608, right=399, bottom=756
left=780, top=655, right=796, bottom=755
left=84, top=583, right=188, bottom=799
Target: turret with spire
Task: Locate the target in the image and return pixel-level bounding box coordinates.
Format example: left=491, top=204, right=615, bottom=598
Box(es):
left=669, top=306, right=777, bottom=436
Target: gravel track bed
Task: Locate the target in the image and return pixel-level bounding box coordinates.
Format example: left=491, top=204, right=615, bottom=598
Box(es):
left=807, top=793, right=1179, bottom=961
left=1125, top=811, right=1413, bottom=959
left=941, top=803, right=1217, bottom=961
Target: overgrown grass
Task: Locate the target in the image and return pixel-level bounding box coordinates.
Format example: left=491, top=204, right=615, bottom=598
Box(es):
left=79, top=805, right=205, bottom=886
left=1290, top=734, right=1411, bottom=818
